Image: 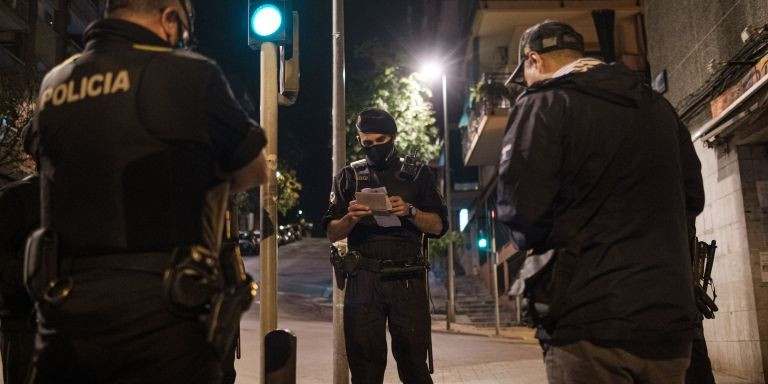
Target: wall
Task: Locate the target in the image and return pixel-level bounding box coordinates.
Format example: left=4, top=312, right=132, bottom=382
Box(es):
left=695, top=142, right=765, bottom=382
left=646, top=1, right=768, bottom=381
left=737, top=144, right=768, bottom=383
left=646, top=0, right=768, bottom=107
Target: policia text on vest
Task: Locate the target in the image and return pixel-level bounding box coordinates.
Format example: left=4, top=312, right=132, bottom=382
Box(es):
left=40, top=68, right=130, bottom=110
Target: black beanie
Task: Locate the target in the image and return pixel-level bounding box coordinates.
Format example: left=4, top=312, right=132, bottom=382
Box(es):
left=356, top=108, right=397, bottom=135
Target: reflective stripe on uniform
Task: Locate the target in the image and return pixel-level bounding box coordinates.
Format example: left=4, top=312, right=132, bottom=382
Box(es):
left=132, top=44, right=173, bottom=52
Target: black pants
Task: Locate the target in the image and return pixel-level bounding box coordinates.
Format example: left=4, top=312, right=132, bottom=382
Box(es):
left=544, top=340, right=692, bottom=384
left=29, top=269, right=221, bottom=384
left=686, top=322, right=715, bottom=384
left=344, top=269, right=432, bottom=384
left=1, top=317, right=35, bottom=384
left=220, top=332, right=238, bottom=384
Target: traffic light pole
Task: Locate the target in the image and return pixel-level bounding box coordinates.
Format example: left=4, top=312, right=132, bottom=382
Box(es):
left=259, top=41, right=279, bottom=384
left=331, top=0, right=350, bottom=382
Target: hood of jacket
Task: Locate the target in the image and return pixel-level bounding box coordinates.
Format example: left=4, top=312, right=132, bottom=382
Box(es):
left=524, top=62, right=644, bottom=108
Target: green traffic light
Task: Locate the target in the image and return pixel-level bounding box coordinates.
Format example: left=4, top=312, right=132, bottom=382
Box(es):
left=251, top=4, right=282, bottom=37
left=478, top=237, right=488, bottom=249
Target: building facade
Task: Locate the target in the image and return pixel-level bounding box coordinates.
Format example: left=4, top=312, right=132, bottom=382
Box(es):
left=0, top=0, right=100, bottom=184
left=646, top=1, right=768, bottom=382
left=432, top=0, right=768, bottom=381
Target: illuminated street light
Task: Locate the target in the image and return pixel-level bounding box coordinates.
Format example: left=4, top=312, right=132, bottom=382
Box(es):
left=419, top=60, right=443, bottom=82
left=418, top=58, right=454, bottom=328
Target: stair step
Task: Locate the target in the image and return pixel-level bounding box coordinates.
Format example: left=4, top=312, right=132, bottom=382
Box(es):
left=456, top=302, right=495, bottom=307
left=457, top=305, right=496, bottom=310
left=451, top=275, right=517, bottom=328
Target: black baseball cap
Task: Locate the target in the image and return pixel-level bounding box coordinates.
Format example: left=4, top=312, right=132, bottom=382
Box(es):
left=505, top=20, right=585, bottom=85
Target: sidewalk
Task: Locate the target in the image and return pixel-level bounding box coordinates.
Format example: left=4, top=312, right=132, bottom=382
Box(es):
left=431, top=360, right=546, bottom=384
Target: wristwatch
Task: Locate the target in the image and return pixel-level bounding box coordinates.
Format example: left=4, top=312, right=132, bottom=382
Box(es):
left=406, top=204, right=417, bottom=218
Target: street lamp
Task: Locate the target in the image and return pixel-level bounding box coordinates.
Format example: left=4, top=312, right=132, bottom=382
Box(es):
left=418, top=59, right=455, bottom=330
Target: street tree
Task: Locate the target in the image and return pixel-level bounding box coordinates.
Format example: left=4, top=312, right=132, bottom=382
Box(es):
left=0, top=69, right=38, bottom=182
left=234, top=162, right=302, bottom=219
left=276, top=166, right=301, bottom=217
left=345, top=39, right=439, bottom=163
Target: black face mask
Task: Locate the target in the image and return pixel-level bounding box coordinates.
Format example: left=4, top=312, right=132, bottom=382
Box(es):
left=363, top=141, right=395, bottom=167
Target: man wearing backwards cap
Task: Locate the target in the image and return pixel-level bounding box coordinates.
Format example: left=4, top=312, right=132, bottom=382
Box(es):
left=497, top=20, right=704, bottom=383
left=323, top=108, right=448, bottom=383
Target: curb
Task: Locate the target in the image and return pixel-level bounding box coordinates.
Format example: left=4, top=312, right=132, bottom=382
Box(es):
left=430, top=322, right=539, bottom=344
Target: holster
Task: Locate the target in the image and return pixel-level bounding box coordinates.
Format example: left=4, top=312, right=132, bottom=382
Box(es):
left=330, top=244, right=353, bottom=290
left=204, top=241, right=257, bottom=359
left=24, top=228, right=59, bottom=302
left=162, top=246, right=223, bottom=317
left=694, top=283, right=718, bottom=319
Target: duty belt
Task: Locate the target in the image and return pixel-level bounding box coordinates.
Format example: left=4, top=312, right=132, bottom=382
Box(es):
left=68, top=252, right=173, bottom=274
left=358, top=255, right=427, bottom=274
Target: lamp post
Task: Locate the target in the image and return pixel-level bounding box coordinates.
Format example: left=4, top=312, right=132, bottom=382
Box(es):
left=419, top=60, right=455, bottom=329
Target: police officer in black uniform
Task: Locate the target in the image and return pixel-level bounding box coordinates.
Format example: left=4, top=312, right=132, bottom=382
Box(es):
left=0, top=171, right=38, bottom=384
left=323, top=108, right=448, bottom=384
left=24, top=0, right=267, bottom=382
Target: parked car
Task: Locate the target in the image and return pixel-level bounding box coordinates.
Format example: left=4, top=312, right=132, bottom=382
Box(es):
left=238, top=230, right=260, bottom=256
left=278, top=227, right=290, bottom=245
left=288, top=223, right=302, bottom=241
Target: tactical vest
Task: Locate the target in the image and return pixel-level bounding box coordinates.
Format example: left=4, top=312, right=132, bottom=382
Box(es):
left=350, top=158, right=424, bottom=193
left=347, top=158, right=427, bottom=257
left=36, top=45, right=219, bottom=255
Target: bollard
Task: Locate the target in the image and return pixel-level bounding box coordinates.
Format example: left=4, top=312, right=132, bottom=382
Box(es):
left=265, top=329, right=297, bottom=384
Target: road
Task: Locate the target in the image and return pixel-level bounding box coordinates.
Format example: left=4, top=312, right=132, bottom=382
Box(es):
left=0, top=237, right=749, bottom=383
left=236, top=237, right=546, bottom=383
left=235, top=238, right=753, bottom=383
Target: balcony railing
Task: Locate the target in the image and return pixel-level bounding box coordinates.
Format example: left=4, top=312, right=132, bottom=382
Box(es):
left=462, top=72, right=513, bottom=166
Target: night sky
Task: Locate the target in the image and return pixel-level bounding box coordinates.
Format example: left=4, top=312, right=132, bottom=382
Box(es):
left=194, top=0, right=423, bottom=232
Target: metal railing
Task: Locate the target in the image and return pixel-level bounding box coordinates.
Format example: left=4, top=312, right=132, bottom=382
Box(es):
left=461, top=72, right=511, bottom=162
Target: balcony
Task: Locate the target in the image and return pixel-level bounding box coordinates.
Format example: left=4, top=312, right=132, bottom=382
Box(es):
left=0, top=0, right=29, bottom=31
left=462, top=73, right=512, bottom=166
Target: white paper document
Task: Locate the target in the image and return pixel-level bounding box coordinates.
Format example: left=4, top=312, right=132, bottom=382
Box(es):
left=355, top=187, right=401, bottom=227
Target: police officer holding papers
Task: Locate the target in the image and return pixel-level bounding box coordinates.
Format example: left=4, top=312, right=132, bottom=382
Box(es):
left=324, top=108, right=448, bottom=384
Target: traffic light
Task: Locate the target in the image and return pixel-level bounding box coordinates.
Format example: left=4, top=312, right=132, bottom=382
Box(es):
left=477, top=231, right=489, bottom=250
left=248, top=0, right=292, bottom=49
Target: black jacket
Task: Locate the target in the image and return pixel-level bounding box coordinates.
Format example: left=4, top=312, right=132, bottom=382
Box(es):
left=498, top=63, right=704, bottom=342
left=28, top=19, right=266, bottom=256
